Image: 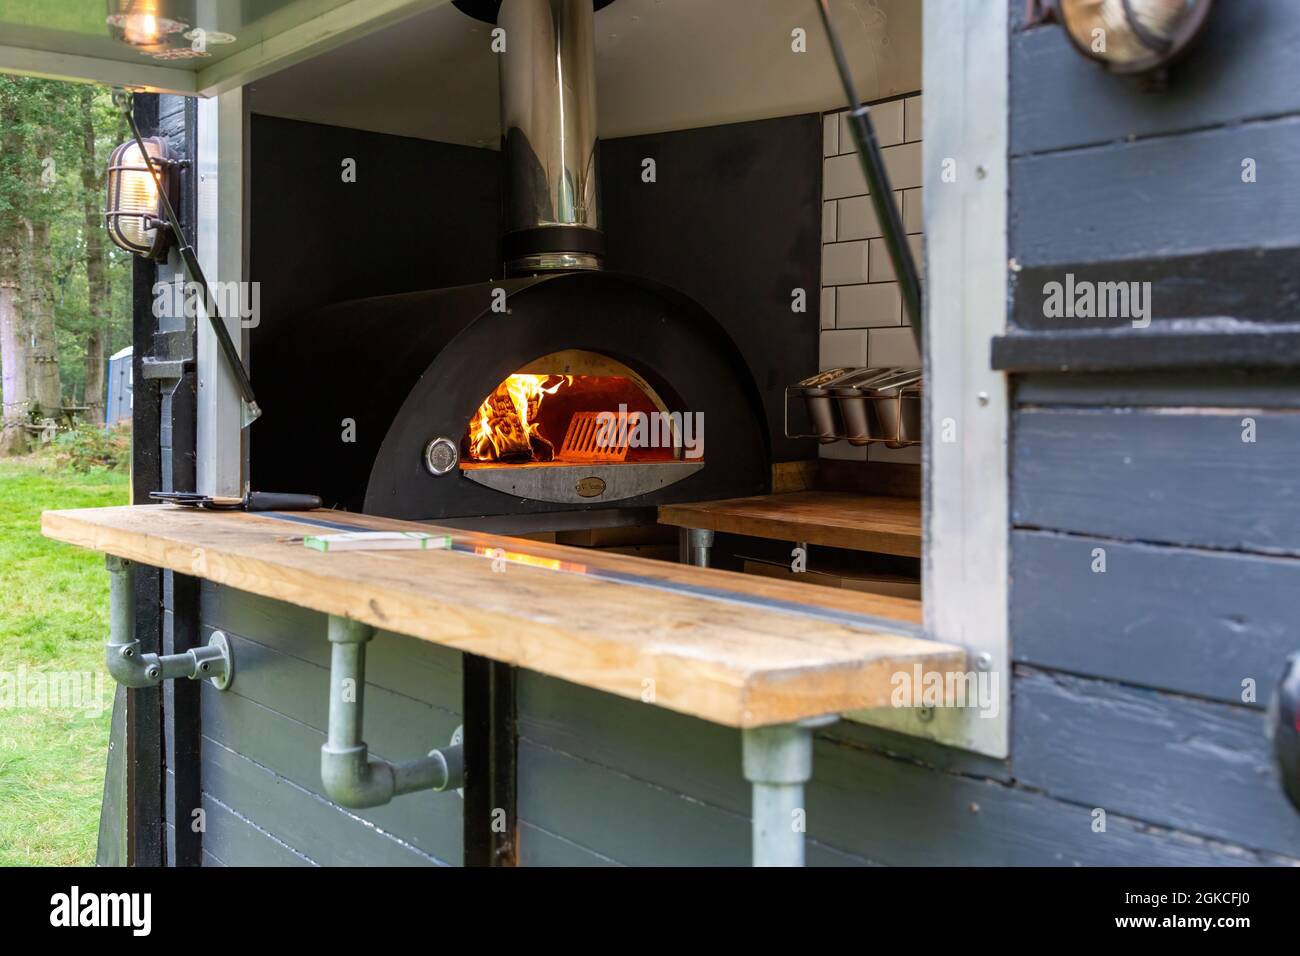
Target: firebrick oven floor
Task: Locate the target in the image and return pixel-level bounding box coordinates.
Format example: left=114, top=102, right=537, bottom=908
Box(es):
left=658, top=491, right=922, bottom=557
left=42, top=505, right=957, bottom=729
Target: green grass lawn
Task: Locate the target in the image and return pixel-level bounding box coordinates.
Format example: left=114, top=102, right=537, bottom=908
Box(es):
left=0, top=457, right=128, bottom=865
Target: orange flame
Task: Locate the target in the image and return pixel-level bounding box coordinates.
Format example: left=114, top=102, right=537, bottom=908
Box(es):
left=467, top=374, right=571, bottom=462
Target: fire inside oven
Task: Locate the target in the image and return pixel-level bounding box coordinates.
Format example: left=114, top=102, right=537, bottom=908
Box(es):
left=463, top=353, right=685, bottom=466
left=450, top=350, right=705, bottom=504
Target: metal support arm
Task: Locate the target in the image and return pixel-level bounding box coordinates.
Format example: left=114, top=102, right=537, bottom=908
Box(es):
left=106, top=555, right=233, bottom=690
left=742, top=715, right=838, bottom=867
left=321, top=616, right=464, bottom=809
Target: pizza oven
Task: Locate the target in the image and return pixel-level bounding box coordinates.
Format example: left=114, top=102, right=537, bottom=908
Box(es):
left=253, top=0, right=769, bottom=522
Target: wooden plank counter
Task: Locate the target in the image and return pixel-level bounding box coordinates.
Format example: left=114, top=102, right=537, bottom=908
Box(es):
left=659, top=491, right=922, bottom=557
left=43, top=505, right=959, bottom=729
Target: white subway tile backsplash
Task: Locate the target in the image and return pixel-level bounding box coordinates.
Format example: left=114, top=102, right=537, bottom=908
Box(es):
left=867, top=238, right=894, bottom=283
left=904, top=95, right=923, bottom=143
left=903, top=188, right=923, bottom=234
left=881, top=141, right=922, bottom=190
left=840, top=99, right=904, bottom=153
left=819, top=95, right=923, bottom=464
left=822, top=241, right=870, bottom=286
left=819, top=329, right=869, bottom=371
left=909, top=233, right=925, bottom=279
left=820, top=287, right=836, bottom=331
left=823, top=113, right=839, bottom=157
left=825, top=144, right=919, bottom=198
left=837, top=282, right=901, bottom=329
left=837, top=193, right=905, bottom=242
left=822, top=201, right=838, bottom=243
left=868, top=234, right=926, bottom=283
left=836, top=196, right=879, bottom=241
left=823, top=153, right=868, bottom=200
left=868, top=326, right=921, bottom=368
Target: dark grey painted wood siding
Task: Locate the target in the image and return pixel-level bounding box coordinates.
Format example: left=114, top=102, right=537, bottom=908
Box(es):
left=197, top=583, right=463, bottom=866
left=1000, top=0, right=1300, bottom=372
left=993, top=0, right=1300, bottom=867
left=194, top=573, right=1300, bottom=865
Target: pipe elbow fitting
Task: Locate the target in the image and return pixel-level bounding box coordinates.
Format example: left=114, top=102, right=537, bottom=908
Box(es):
left=320, top=742, right=396, bottom=809
left=106, top=640, right=161, bottom=688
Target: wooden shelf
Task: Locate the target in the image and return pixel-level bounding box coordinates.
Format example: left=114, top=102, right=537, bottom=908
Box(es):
left=659, top=491, right=921, bottom=557
left=42, top=505, right=957, bottom=729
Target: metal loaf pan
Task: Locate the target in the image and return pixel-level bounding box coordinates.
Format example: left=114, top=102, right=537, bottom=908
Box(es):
left=828, top=368, right=905, bottom=445
left=861, top=368, right=922, bottom=446
left=794, top=368, right=856, bottom=443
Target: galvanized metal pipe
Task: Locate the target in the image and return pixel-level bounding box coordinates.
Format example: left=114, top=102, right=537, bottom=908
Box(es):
left=498, top=0, right=604, bottom=273
left=687, top=528, right=715, bottom=568
left=742, top=716, right=837, bottom=867
left=320, top=615, right=464, bottom=809
left=105, top=555, right=232, bottom=689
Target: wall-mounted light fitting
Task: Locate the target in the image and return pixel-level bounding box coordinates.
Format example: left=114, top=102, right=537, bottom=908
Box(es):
left=104, top=136, right=178, bottom=260
left=1035, top=0, right=1214, bottom=76
left=105, top=89, right=261, bottom=423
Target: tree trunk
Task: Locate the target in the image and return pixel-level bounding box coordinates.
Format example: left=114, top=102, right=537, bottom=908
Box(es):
left=0, top=88, right=28, bottom=455
left=19, top=217, right=61, bottom=421
left=79, top=86, right=109, bottom=424
left=0, top=243, right=29, bottom=455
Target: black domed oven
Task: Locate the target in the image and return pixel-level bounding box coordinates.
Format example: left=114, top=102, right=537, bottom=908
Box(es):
left=254, top=0, right=769, bottom=524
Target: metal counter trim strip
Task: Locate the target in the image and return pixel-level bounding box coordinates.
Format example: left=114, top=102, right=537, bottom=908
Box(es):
left=264, top=511, right=922, bottom=637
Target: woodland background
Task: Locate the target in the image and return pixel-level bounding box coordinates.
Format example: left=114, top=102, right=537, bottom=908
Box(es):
left=0, top=77, right=135, bottom=455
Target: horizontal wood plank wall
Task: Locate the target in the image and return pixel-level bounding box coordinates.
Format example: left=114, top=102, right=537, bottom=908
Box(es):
left=1010, top=0, right=1300, bottom=156
left=1003, top=0, right=1300, bottom=362
left=197, top=583, right=463, bottom=866
left=1012, top=406, right=1300, bottom=553
left=513, top=671, right=1297, bottom=865
left=993, top=0, right=1300, bottom=865
left=1012, top=531, right=1300, bottom=704
left=1010, top=118, right=1300, bottom=330
left=194, top=571, right=1300, bottom=864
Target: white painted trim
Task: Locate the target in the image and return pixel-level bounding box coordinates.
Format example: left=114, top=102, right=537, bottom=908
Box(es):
left=195, top=90, right=247, bottom=497
left=846, top=0, right=1010, bottom=758
left=194, top=0, right=449, bottom=96
left=0, top=44, right=196, bottom=93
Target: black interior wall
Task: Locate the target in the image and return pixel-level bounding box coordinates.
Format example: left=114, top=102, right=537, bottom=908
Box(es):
left=248, top=112, right=818, bottom=487
left=601, top=115, right=820, bottom=463
left=248, top=115, right=501, bottom=483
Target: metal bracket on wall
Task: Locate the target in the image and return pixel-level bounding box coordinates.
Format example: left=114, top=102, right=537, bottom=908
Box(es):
left=320, top=615, right=465, bottom=809
left=106, top=556, right=233, bottom=690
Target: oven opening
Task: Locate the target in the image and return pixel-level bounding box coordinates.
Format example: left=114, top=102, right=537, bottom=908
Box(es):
left=454, top=350, right=705, bottom=504
left=460, top=350, right=696, bottom=469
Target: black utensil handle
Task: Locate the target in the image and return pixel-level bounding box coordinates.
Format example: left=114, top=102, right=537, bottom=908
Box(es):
left=244, top=492, right=323, bottom=512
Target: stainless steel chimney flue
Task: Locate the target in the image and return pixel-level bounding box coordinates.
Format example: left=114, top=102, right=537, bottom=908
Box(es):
left=498, top=0, right=604, bottom=274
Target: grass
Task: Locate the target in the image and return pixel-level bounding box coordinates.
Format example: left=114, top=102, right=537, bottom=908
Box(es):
left=0, top=456, right=128, bottom=865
